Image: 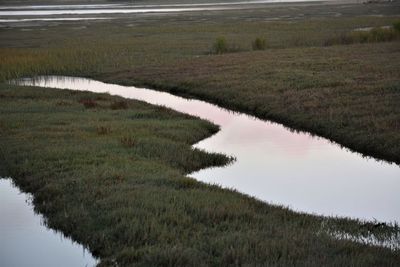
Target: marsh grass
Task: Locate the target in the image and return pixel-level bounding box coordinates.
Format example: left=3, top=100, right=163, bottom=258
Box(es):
left=79, top=98, right=98, bottom=109
left=120, top=136, right=135, bottom=147
left=252, top=37, right=267, bottom=50
left=324, top=27, right=400, bottom=46
left=1, top=84, right=399, bottom=266
left=0, top=5, right=400, bottom=266
left=0, top=15, right=399, bottom=166
left=212, top=37, right=228, bottom=54
left=320, top=219, right=400, bottom=251
left=97, top=126, right=112, bottom=135
left=110, top=100, right=128, bottom=110
left=393, top=21, right=400, bottom=32
left=211, top=37, right=242, bottom=54
left=0, top=5, right=400, bottom=264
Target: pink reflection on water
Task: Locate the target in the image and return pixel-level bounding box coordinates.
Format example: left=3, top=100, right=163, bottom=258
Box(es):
left=16, top=76, right=400, bottom=223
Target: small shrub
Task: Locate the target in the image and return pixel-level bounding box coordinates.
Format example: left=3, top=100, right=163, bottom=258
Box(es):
left=110, top=100, right=128, bottom=110
left=212, top=37, right=228, bottom=54
left=252, top=37, right=267, bottom=50
left=120, top=136, right=135, bottom=147
left=79, top=98, right=97, bottom=108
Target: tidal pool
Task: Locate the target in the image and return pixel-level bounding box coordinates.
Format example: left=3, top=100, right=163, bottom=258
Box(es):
left=14, top=76, right=400, bottom=224
left=0, top=178, right=97, bottom=267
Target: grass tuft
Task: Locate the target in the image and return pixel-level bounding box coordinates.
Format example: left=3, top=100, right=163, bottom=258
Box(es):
left=110, top=100, right=128, bottom=110
left=97, top=126, right=112, bottom=135
left=252, top=37, right=267, bottom=50
left=212, top=37, right=229, bottom=54
left=120, top=136, right=135, bottom=147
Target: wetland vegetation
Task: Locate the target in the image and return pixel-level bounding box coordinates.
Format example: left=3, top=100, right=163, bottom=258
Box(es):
left=1, top=4, right=400, bottom=164
left=1, top=83, right=400, bottom=266
left=1, top=0, right=400, bottom=265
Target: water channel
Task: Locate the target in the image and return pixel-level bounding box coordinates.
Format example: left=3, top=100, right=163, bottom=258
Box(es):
left=0, top=178, right=97, bottom=267
left=15, top=76, right=400, bottom=224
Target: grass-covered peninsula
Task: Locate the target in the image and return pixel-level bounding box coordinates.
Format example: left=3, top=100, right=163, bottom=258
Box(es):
left=1, top=84, right=399, bottom=265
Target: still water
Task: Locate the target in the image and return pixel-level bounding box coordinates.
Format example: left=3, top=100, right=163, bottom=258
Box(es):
left=15, top=76, right=400, bottom=224
left=0, top=178, right=97, bottom=267
left=0, top=1, right=323, bottom=17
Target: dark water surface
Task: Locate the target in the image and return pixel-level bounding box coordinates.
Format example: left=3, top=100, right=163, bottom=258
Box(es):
left=15, top=76, right=400, bottom=224
left=0, top=178, right=97, bottom=267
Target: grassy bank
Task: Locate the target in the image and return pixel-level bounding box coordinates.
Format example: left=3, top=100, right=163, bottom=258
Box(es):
left=109, top=41, right=400, bottom=164
left=1, top=3, right=400, bottom=164
left=1, top=84, right=400, bottom=265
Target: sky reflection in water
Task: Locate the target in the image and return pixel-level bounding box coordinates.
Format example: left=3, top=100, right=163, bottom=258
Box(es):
left=16, top=76, right=400, bottom=224
left=0, top=179, right=97, bottom=267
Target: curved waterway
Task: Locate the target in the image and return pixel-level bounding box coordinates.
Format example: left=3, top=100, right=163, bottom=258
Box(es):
left=0, top=178, right=97, bottom=267
left=14, top=76, right=400, bottom=224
